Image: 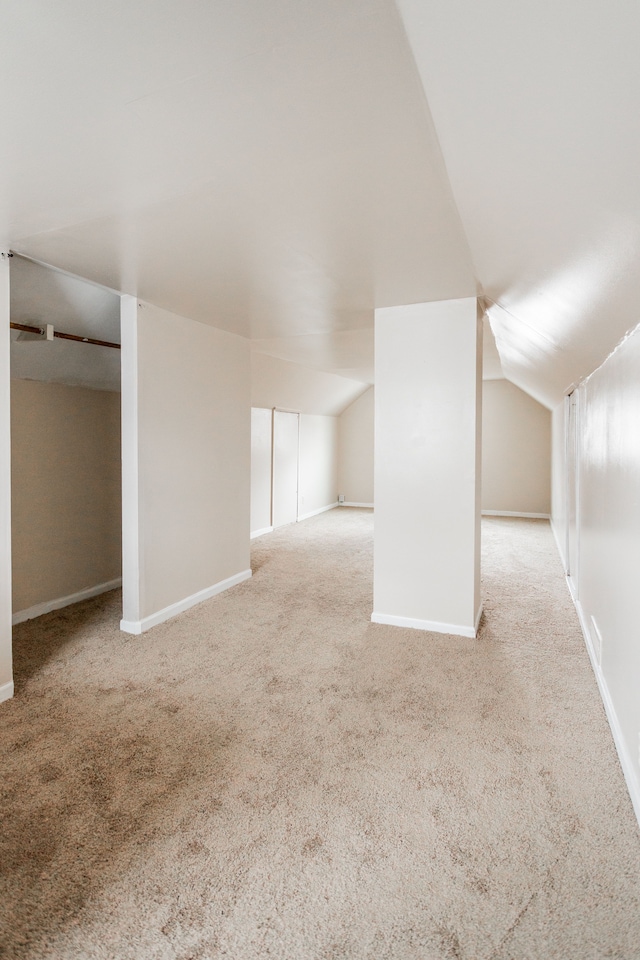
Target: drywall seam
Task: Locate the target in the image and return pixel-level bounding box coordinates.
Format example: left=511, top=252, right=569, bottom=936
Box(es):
left=371, top=610, right=480, bottom=639
left=566, top=583, right=640, bottom=829
left=0, top=680, right=14, bottom=703
left=12, top=578, right=122, bottom=625
left=297, top=503, right=338, bottom=522
left=250, top=526, right=274, bottom=539
left=120, top=568, right=252, bottom=635
left=482, top=510, right=550, bottom=519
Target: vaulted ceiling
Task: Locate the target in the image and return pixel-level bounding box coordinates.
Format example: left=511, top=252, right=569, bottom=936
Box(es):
left=4, top=1, right=639, bottom=409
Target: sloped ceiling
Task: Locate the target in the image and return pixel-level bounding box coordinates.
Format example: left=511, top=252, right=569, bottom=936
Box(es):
left=396, top=0, right=640, bottom=408
left=4, top=1, right=636, bottom=408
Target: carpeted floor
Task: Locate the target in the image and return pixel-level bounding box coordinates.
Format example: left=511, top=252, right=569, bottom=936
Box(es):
left=1, top=510, right=639, bottom=959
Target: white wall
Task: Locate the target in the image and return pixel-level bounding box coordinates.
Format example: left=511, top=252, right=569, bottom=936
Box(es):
left=338, top=387, right=374, bottom=505
left=373, top=298, right=482, bottom=636
left=250, top=407, right=272, bottom=536
left=121, top=298, right=251, bottom=632
left=298, top=414, right=338, bottom=519
left=0, top=254, right=12, bottom=701
left=481, top=379, right=551, bottom=516
left=552, top=323, right=640, bottom=822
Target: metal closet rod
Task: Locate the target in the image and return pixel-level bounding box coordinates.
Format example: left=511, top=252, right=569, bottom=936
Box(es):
left=9, top=322, right=121, bottom=350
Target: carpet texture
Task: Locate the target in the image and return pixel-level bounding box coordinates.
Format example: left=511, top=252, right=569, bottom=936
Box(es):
left=1, top=510, right=639, bottom=959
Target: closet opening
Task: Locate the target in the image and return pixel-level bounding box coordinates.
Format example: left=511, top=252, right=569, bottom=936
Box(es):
left=9, top=255, right=122, bottom=668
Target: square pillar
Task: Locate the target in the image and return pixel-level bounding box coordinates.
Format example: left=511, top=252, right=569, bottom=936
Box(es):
left=372, top=297, right=482, bottom=637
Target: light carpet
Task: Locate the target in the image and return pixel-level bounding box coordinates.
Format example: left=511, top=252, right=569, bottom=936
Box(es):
left=1, top=510, right=639, bottom=959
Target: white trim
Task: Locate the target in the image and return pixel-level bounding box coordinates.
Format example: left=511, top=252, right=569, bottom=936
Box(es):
left=12, top=578, right=122, bottom=625
left=341, top=502, right=374, bottom=508
left=250, top=526, right=274, bottom=539
left=371, top=610, right=479, bottom=639
left=0, top=680, right=14, bottom=704
left=120, top=568, right=252, bottom=635
left=482, top=510, right=550, bottom=520
left=297, top=502, right=338, bottom=522
left=120, top=294, right=141, bottom=626
left=475, top=603, right=484, bottom=633
left=567, top=586, right=640, bottom=829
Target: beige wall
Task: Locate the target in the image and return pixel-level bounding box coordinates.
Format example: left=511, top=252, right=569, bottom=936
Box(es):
left=121, top=299, right=251, bottom=629
left=250, top=407, right=272, bottom=535
left=338, top=387, right=374, bottom=504
left=11, top=379, right=121, bottom=613
left=482, top=379, right=551, bottom=515
left=298, top=414, right=338, bottom=518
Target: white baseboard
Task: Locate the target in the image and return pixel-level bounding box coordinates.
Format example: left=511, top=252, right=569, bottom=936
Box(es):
left=371, top=609, right=480, bottom=639
left=341, top=502, right=374, bottom=508
left=297, top=503, right=338, bottom=522
left=120, top=568, right=252, bottom=635
left=482, top=510, right=550, bottom=520
left=250, top=526, right=274, bottom=539
left=0, top=680, right=14, bottom=704
left=567, top=588, right=640, bottom=829
left=12, top=578, right=122, bottom=625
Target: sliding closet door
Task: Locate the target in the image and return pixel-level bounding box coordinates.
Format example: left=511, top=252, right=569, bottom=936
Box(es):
left=272, top=410, right=299, bottom=528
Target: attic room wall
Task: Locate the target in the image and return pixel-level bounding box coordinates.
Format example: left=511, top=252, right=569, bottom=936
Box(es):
left=251, top=407, right=272, bottom=537
left=552, top=324, right=640, bottom=822
left=336, top=382, right=551, bottom=515
left=481, top=380, right=551, bottom=516
left=11, top=380, right=121, bottom=616
left=121, top=299, right=251, bottom=632
left=338, top=387, right=374, bottom=506
left=298, top=414, right=338, bottom=520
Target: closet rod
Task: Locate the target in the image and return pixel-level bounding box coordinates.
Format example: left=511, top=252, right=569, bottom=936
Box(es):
left=9, top=322, right=121, bottom=350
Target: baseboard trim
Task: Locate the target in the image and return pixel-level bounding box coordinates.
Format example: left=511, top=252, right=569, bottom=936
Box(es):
left=0, top=680, right=14, bottom=704
left=371, top=611, right=479, bottom=639
left=297, top=503, right=338, bottom=522
left=120, top=568, right=252, bottom=635
left=250, top=526, right=274, bottom=539
left=12, top=578, right=122, bottom=625
left=568, top=590, right=640, bottom=829
left=482, top=510, right=550, bottom=520
left=341, top=502, right=374, bottom=508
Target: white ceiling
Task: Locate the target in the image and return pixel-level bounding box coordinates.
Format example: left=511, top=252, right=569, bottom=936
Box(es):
left=4, top=1, right=637, bottom=407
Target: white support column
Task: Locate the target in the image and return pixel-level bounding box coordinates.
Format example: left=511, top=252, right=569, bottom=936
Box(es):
left=0, top=252, right=13, bottom=702
left=372, top=297, right=482, bottom=638
left=120, top=294, right=143, bottom=631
